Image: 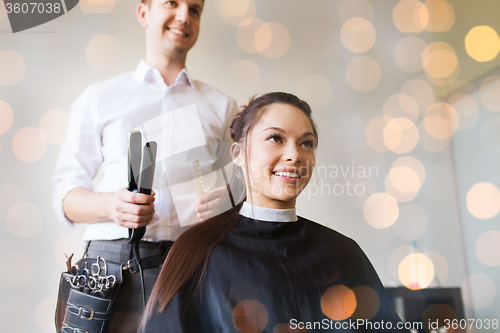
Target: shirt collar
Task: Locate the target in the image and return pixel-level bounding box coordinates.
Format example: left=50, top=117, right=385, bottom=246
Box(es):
left=239, top=201, right=298, bottom=222
left=134, top=60, right=196, bottom=90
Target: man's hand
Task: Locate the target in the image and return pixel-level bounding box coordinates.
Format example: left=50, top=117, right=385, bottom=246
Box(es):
left=195, top=187, right=230, bottom=221
left=106, top=188, right=155, bottom=229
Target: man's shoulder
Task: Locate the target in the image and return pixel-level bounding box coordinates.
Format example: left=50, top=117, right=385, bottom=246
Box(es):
left=89, top=70, right=138, bottom=91
left=75, top=70, right=140, bottom=105
left=191, top=79, right=236, bottom=105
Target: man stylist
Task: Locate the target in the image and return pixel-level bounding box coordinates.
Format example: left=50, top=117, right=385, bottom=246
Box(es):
left=52, top=0, right=238, bottom=331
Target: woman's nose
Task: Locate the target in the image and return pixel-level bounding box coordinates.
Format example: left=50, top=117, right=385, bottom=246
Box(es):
left=284, top=144, right=302, bottom=164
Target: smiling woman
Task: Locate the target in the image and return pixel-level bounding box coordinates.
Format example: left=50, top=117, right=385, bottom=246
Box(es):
left=139, top=92, right=409, bottom=333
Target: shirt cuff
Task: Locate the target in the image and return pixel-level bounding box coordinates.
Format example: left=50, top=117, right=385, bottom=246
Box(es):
left=52, top=181, right=90, bottom=226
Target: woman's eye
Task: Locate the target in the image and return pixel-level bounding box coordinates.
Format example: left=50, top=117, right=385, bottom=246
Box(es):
left=190, top=8, right=200, bottom=16
left=267, top=133, right=284, bottom=143
left=301, top=140, right=315, bottom=148
left=166, top=1, right=175, bottom=6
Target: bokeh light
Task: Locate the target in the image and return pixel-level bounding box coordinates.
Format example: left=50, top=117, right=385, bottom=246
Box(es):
left=218, top=0, right=248, bottom=18
left=426, top=252, right=449, bottom=285
left=363, top=192, right=399, bottom=229
left=417, top=121, right=451, bottom=152
left=424, top=0, right=455, bottom=32
left=398, top=253, right=435, bottom=290
left=296, top=75, right=333, bottom=110
left=12, top=127, right=47, bottom=162
left=461, top=273, right=496, bottom=309
left=423, top=103, right=459, bottom=140
left=321, top=285, right=357, bottom=321
left=0, top=251, right=35, bottom=287
left=213, top=0, right=256, bottom=26
left=0, top=99, right=14, bottom=134
left=399, top=79, right=435, bottom=112
left=475, top=230, right=500, bottom=266
left=393, top=0, right=429, bottom=33
left=35, top=298, right=57, bottom=333
left=224, top=59, right=260, bottom=96
left=388, top=246, right=415, bottom=279
left=383, top=94, right=420, bottom=122
left=390, top=166, right=420, bottom=193
left=0, top=184, right=26, bottom=218
left=232, top=300, right=269, bottom=333
left=421, top=42, right=458, bottom=79
left=54, top=234, right=85, bottom=269
left=466, top=182, right=500, bottom=220
left=393, top=204, right=428, bottom=240
left=394, top=37, right=427, bottom=73
left=6, top=201, right=43, bottom=238
left=256, top=22, right=291, bottom=58
left=80, top=0, right=115, bottom=14
left=387, top=156, right=426, bottom=203
left=39, top=108, right=70, bottom=145
left=86, top=34, right=121, bottom=70
left=383, top=117, right=419, bottom=154
left=479, top=76, right=500, bottom=111
left=465, top=26, right=500, bottom=62
left=338, top=0, right=373, bottom=25
left=385, top=173, right=419, bottom=203
left=392, top=156, right=426, bottom=185
left=366, top=116, right=389, bottom=152
left=237, top=18, right=266, bottom=54
left=480, top=117, right=500, bottom=153
left=425, top=63, right=460, bottom=86
left=0, top=50, right=26, bottom=86
left=447, top=94, right=479, bottom=130
left=341, top=18, right=376, bottom=53
left=351, top=286, right=380, bottom=320
left=421, top=304, right=456, bottom=329
left=254, top=23, right=272, bottom=53
left=345, top=57, right=381, bottom=92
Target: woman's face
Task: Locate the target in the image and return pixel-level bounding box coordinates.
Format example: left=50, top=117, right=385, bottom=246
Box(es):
left=236, top=103, right=316, bottom=209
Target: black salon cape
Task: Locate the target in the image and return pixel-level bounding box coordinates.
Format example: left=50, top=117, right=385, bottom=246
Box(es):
left=142, top=215, right=408, bottom=332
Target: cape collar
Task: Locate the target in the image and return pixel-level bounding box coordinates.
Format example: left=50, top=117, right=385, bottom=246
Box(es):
left=239, top=201, right=298, bottom=222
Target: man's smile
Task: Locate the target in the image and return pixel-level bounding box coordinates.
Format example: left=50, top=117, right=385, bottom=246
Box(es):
left=167, top=27, right=189, bottom=36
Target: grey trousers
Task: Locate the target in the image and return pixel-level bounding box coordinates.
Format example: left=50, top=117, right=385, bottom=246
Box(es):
left=86, top=239, right=172, bottom=333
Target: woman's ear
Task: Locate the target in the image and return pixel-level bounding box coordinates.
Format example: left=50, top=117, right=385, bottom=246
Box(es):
left=230, top=143, right=244, bottom=167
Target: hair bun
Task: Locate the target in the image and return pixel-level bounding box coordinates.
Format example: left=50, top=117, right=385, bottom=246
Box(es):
left=230, top=111, right=243, bottom=141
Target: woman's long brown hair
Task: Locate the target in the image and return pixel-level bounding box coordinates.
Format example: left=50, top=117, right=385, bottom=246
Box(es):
left=140, top=92, right=318, bottom=330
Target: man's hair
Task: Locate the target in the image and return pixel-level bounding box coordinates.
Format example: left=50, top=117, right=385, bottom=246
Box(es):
left=141, top=0, right=204, bottom=6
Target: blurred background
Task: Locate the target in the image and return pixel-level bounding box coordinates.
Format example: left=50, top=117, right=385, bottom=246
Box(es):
left=0, top=0, right=499, bottom=331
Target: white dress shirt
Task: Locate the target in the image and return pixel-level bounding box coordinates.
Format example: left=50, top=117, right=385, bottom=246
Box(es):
left=52, top=60, right=239, bottom=242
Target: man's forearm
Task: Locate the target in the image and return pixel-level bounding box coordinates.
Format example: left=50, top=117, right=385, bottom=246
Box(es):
left=63, top=187, right=112, bottom=223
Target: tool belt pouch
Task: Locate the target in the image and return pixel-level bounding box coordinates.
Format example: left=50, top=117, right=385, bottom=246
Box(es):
left=55, top=257, right=123, bottom=333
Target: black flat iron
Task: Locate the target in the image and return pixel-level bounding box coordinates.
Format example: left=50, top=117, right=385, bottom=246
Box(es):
left=127, top=130, right=157, bottom=307
left=127, top=130, right=157, bottom=242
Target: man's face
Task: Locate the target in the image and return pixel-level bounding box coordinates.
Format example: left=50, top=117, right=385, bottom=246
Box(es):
left=140, top=0, right=203, bottom=58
